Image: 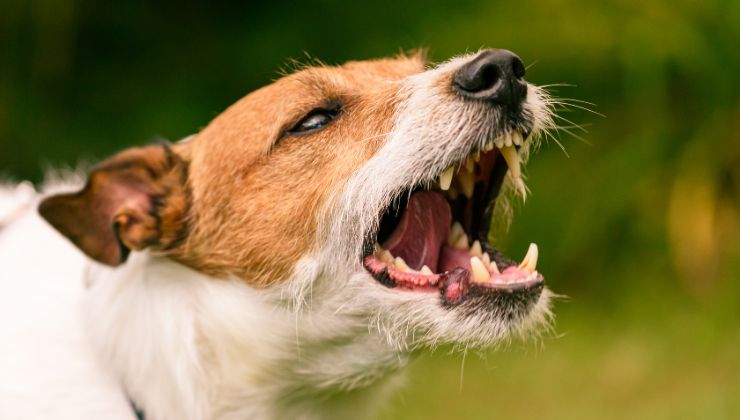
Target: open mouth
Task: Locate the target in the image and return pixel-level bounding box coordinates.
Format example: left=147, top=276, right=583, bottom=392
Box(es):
left=362, top=129, right=544, bottom=305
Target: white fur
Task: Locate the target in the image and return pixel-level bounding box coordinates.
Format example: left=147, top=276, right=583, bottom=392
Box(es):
left=0, top=53, right=554, bottom=419
left=0, top=189, right=136, bottom=420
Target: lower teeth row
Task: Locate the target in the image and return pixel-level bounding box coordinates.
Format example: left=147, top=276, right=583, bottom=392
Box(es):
left=374, top=221, right=539, bottom=285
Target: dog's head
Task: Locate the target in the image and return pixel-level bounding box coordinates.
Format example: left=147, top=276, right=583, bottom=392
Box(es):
left=40, top=49, right=555, bottom=350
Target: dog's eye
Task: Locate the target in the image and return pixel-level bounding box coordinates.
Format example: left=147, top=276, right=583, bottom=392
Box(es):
left=288, top=109, right=337, bottom=134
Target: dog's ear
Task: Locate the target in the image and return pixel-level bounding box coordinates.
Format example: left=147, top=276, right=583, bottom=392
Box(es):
left=39, top=144, right=190, bottom=266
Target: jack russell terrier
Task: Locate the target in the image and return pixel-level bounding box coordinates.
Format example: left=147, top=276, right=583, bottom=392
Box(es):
left=0, top=49, right=556, bottom=419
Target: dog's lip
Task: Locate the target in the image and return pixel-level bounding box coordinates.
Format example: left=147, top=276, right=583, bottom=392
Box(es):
left=439, top=267, right=544, bottom=306
left=363, top=243, right=544, bottom=304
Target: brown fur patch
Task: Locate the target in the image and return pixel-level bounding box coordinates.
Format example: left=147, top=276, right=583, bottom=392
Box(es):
left=173, top=54, right=425, bottom=285
left=41, top=53, right=427, bottom=286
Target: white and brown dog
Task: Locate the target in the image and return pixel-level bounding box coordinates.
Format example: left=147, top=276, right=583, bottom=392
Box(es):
left=0, top=49, right=556, bottom=419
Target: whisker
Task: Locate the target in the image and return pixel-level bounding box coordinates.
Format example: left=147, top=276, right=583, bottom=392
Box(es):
left=552, top=125, right=591, bottom=145
left=546, top=101, right=604, bottom=117
left=552, top=114, right=589, bottom=133
left=552, top=97, right=598, bottom=106
left=538, top=83, right=577, bottom=89
left=540, top=128, right=570, bottom=157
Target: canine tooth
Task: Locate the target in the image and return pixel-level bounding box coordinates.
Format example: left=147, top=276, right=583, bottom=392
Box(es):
left=470, top=256, right=491, bottom=283
left=514, top=178, right=528, bottom=201
left=500, top=146, right=521, bottom=179
left=394, top=256, right=411, bottom=272
left=439, top=166, right=454, bottom=190
left=512, top=130, right=523, bottom=146
left=448, top=221, right=465, bottom=246
left=500, top=145, right=526, bottom=199
left=470, top=240, right=482, bottom=257
left=457, top=170, right=475, bottom=198
left=453, top=233, right=469, bottom=250
left=518, top=243, right=539, bottom=272
left=379, top=250, right=394, bottom=264
left=420, top=265, right=433, bottom=275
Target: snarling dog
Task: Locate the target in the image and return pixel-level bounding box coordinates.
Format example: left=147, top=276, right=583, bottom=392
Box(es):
left=4, top=49, right=556, bottom=419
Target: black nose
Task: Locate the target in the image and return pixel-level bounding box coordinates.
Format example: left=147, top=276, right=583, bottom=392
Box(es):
left=453, top=49, right=527, bottom=107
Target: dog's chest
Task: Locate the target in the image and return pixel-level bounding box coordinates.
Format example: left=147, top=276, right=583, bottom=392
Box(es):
left=84, top=254, right=407, bottom=420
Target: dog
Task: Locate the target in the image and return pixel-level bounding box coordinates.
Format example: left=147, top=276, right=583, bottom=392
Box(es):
left=0, top=49, right=556, bottom=419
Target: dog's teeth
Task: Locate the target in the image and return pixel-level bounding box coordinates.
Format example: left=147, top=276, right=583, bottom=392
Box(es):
left=439, top=166, right=454, bottom=190
left=470, top=240, right=482, bottom=257
left=465, top=157, right=475, bottom=173
left=481, top=251, right=500, bottom=274
left=500, top=145, right=526, bottom=199
left=484, top=252, right=500, bottom=274
left=494, top=136, right=504, bottom=148
left=457, top=170, right=475, bottom=198
left=453, top=233, right=469, bottom=250
left=374, top=243, right=382, bottom=254
left=394, top=256, right=410, bottom=272
left=483, top=142, right=494, bottom=152
left=473, top=151, right=481, bottom=162
left=379, top=250, right=394, bottom=265
left=448, top=221, right=465, bottom=246
left=512, top=130, right=523, bottom=146
left=420, top=265, right=433, bottom=275
left=504, top=132, right=513, bottom=147
left=470, top=256, right=491, bottom=283
left=500, top=145, right=520, bottom=179
left=514, top=178, right=527, bottom=201
left=517, top=243, right=539, bottom=272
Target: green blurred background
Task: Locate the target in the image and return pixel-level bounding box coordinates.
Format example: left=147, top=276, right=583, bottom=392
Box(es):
left=2, top=0, right=739, bottom=418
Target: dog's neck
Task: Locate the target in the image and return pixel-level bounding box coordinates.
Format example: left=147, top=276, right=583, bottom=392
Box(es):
left=83, top=252, right=407, bottom=420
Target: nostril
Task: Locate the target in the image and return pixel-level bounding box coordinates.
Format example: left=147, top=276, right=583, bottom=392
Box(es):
left=478, top=64, right=500, bottom=91
left=454, top=61, right=501, bottom=93
left=512, top=57, right=526, bottom=79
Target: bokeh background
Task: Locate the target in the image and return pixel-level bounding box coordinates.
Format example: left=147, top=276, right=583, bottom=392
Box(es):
left=2, top=0, right=739, bottom=418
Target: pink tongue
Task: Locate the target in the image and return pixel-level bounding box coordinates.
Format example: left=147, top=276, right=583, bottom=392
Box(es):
left=381, top=191, right=451, bottom=271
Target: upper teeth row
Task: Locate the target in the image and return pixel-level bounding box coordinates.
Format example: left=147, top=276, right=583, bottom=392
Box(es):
left=438, top=130, right=527, bottom=200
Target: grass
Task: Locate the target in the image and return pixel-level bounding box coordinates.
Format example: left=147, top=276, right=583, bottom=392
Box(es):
left=384, top=292, right=740, bottom=419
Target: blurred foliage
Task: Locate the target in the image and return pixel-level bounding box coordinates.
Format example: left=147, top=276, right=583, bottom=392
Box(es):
left=1, top=0, right=738, bottom=418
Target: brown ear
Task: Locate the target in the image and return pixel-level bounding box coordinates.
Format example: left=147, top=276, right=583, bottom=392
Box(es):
left=39, top=144, right=190, bottom=266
